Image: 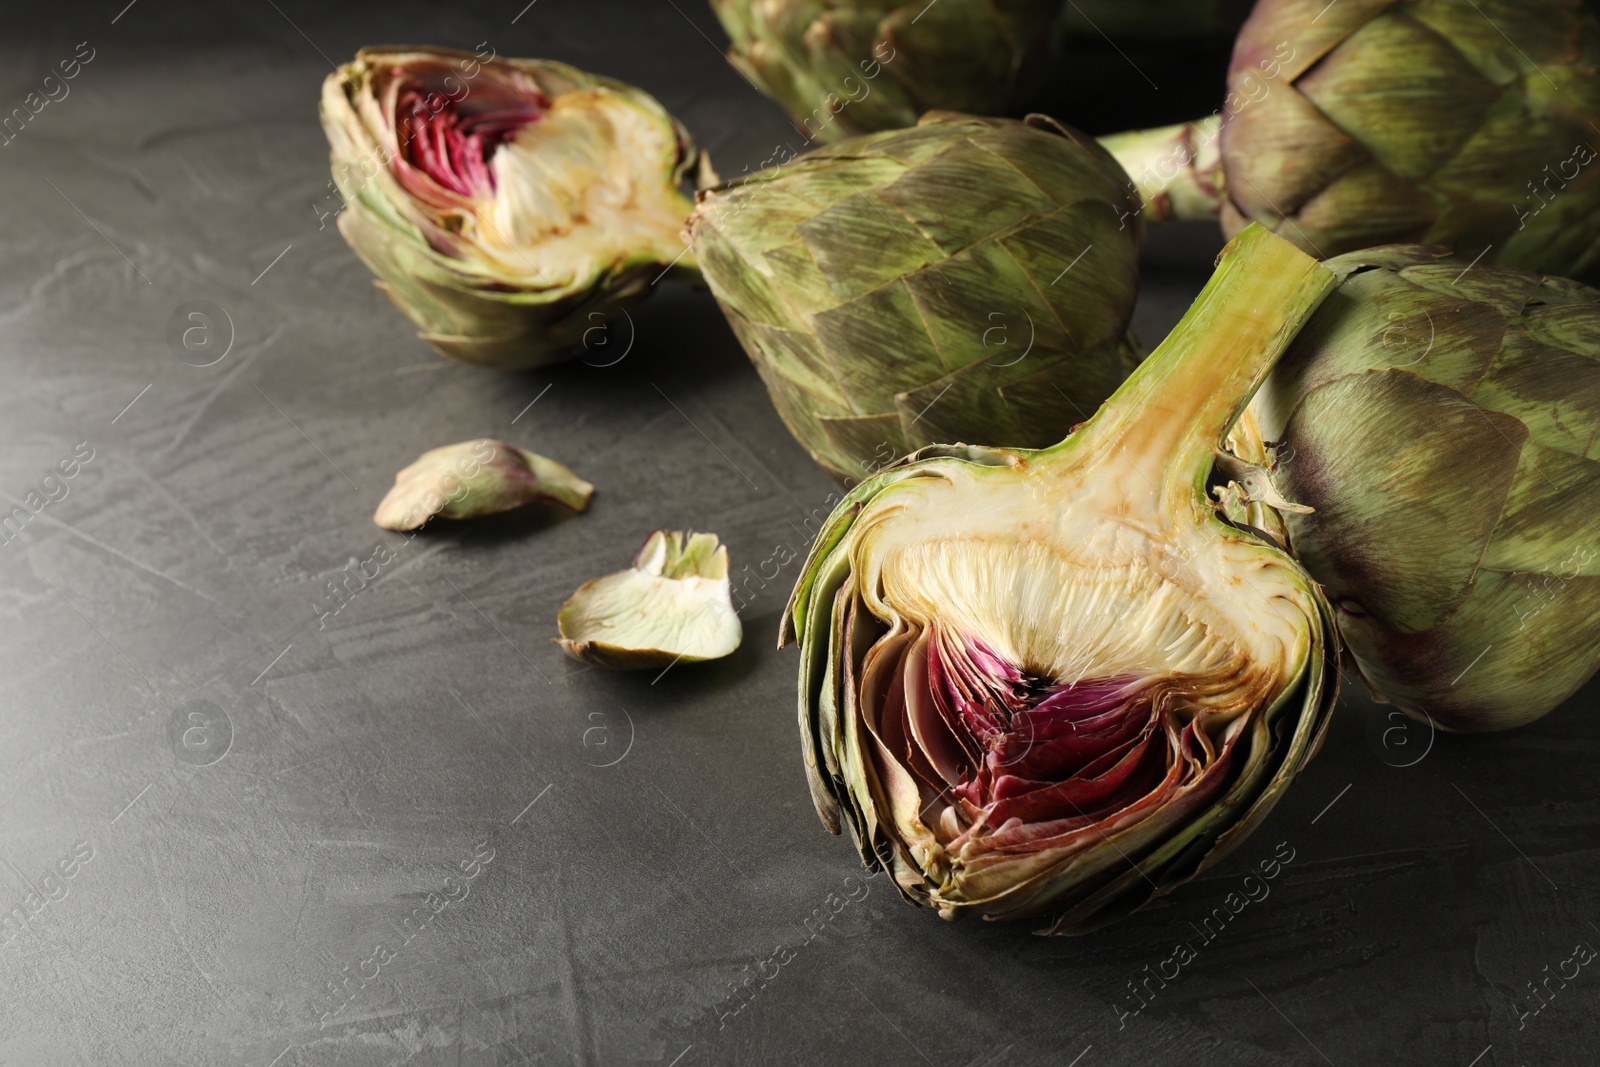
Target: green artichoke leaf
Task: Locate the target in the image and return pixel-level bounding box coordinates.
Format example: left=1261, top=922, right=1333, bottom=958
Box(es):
left=373, top=439, right=593, bottom=531
left=557, top=531, right=742, bottom=671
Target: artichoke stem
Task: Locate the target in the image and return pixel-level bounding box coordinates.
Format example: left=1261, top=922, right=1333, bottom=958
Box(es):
left=1099, top=115, right=1224, bottom=224
left=1048, top=225, right=1336, bottom=512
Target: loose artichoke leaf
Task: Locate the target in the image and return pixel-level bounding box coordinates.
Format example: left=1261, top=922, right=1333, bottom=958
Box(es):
left=373, top=439, right=593, bottom=530
left=556, top=531, right=741, bottom=670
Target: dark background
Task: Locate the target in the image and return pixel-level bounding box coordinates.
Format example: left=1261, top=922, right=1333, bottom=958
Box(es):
left=0, top=1, right=1596, bottom=1064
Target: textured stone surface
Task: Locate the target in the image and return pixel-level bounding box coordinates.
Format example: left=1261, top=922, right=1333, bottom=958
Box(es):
left=0, top=2, right=1596, bottom=1065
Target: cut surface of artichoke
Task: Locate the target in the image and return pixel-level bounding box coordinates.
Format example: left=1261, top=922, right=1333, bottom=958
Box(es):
left=321, top=47, right=698, bottom=368
left=445, top=91, right=690, bottom=287
left=785, top=226, right=1340, bottom=933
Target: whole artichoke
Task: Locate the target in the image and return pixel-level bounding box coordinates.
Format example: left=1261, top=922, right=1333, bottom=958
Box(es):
left=708, top=0, right=1061, bottom=141
left=320, top=47, right=700, bottom=369
left=785, top=226, right=1339, bottom=933
left=1252, top=246, right=1600, bottom=732
left=686, top=112, right=1143, bottom=480
left=1106, top=0, right=1600, bottom=275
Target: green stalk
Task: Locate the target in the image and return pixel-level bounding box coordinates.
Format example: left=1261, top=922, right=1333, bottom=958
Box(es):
left=1042, top=225, right=1336, bottom=509
left=1099, top=116, right=1224, bottom=223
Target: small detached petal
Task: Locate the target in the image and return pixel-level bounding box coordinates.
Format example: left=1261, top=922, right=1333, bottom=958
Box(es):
left=373, top=439, right=593, bottom=531
left=557, top=531, right=741, bottom=670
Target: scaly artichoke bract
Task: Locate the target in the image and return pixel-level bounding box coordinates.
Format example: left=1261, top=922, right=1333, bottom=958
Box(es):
left=686, top=112, right=1142, bottom=480
left=372, top=439, right=593, bottom=531
left=321, top=47, right=699, bottom=369
left=1252, top=246, right=1600, bottom=732
left=1107, top=0, right=1600, bottom=274
left=558, top=531, right=742, bottom=670
left=709, top=0, right=1061, bottom=142
left=784, top=226, right=1339, bottom=933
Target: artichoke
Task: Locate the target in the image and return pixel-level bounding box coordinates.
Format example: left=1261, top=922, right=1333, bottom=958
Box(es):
left=320, top=46, right=700, bottom=369
left=558, top=531, right=742, bottom=670
left=711, top=1, right=1253, bottom=142
left=1105, top=0, right=1600, bottom=274
left=709, top=0, right=1061, bottom=142
left=784, top=225, right=1339, bottom=933
left=1250, top=245, right=1600, bottom=732
left=686, top=112, right=1143, bottom=480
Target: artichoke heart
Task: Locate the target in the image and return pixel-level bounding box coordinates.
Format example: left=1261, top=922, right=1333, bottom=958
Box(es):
left=321, top=47, right=699, bottom=368
left=786, top=226, right=1340, bottom=933
left=437, top=90, right=689, bottom=289
left=558, top=531, right=742, bottom=670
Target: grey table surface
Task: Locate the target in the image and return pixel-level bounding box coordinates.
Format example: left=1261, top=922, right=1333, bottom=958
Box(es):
left=2, top=2, right=1597, bottom=1065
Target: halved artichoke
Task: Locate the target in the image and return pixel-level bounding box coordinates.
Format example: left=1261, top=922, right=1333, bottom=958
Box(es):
left=785, top=226, right=1339, bottom=933
left=558, top=531, right=742, bottom=670
left=321, top=47, right=700, bottom=369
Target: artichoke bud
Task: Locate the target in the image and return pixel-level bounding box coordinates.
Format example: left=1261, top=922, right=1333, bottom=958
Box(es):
left=1105, top=0, right=1600, bottom=275
left=558, top=531, right=742, bottom=670
left=687, top=111, right=1144, bottom=480
left=784, top=226, right=1340, bottom=933
left=709, top=0, right=1062, bottom=141
left=321, top=47, right=700, bottom=369
left=1252, top=245, right=1600, bottom=732
left=374, top=439, right=593, bottom=530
